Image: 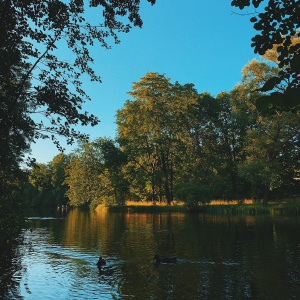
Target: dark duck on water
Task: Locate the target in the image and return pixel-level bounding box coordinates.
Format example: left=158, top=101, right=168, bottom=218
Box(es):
left=96, top=256, right=106, bottom=267
left=153, top=255, right=177, bottom=264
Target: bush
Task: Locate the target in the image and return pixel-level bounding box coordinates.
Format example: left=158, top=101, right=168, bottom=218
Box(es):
left=174, top=182, right=211, bottom=210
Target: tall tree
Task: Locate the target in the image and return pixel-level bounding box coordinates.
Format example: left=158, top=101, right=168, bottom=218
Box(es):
left=117, top=73, right=198, bottom=204
left=117, top=98, right=159, bottom=201
left=65, top=142, right=104, bottom=207
left=236, top=59, right=300, bottom=205
left=95, top=138, right=129, bottom=206
left=239, top=111, right=300, bottom=205
left=183, top=91, right=250, bottom=200
left=0, top=0, right=156, bottom=172
left=49, top=153, right=70, bottom=206
left=27, top=163, right=53, bottom=207
left=23, top=153, right=70, bottom=207
left=65, top=138, right=128, bottom=207
left=181, top=93, right=221, bottom=185
left=214, top=92, right=249, bottom=199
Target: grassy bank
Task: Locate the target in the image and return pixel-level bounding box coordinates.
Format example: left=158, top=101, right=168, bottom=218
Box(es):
left=100, top=200, right=300, bottom=216
left=203, top=202, right=300, bottom=216
left=106, top=204, right=186, bottom=213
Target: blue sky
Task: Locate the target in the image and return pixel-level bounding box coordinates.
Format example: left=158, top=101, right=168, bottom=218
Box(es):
left=31, top=0, right=260, bottom=164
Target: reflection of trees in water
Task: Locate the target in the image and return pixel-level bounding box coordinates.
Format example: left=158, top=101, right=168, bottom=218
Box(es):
left=9, top=209, right=299, bottom=299
left=272, top=219, right=300, bottom=295
left=152, top=213, right=178, bottom=257
left=0, top=231, right=26, bottom=299
left=72, top=210, right=296, bottom=299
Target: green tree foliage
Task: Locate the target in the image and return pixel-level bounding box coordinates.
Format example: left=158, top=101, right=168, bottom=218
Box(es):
left=178, top=92, right=218, bottom=185
left=231, top=0, right=300, bottom=94
left=238, top=111, right=300, bottom=205
left=181, top=91, right=250, bottom=200
left=116, top=73, right=198, bottom=204
left=0, top=62, right=33, bottom=173
left=213, top=92, right=249, bottom=198
left=65, top=138, right=128, bottom=207
left=65, top=142, right=105, bottom=207
left=16, top=56, right=300, bottom=209
left=0, top=169, right=25, bottom=242
left=21, top=62, right=299, bottom=208
left=0, top=0, right=155, bottom=231
left=49, top=153, right=70, bottom=206
left=116, top=66, right=300, bottom=206
left=95, top=138, right=129, bottom=206
left=174, top=182, right=211, bottom=210
left=255, top=38, right=300, bottom=112
left=0, top=0, right=156, bottom=173
left=236, top=59, right=300, bottom=205
left=26, top=163, right=52, bottom=207
left=23, top=153, right=70, bottom=207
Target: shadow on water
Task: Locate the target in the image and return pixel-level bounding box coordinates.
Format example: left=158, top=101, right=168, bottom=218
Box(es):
left=0, top=230, right=26, bottom=299
left=0, top=208, right=299, bottom=299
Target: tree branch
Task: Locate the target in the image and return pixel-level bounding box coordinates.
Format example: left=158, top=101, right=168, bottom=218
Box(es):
left=9, top=33, right=60, bottom=113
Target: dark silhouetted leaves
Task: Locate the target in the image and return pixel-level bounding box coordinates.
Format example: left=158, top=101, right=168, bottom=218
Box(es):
left=260, top=76, right=281, bottom=92
left=232, top=0, right=300, bottom=99
left=256, top=88, right=300, bottom=113
left=0, top=0, right=156, bottom=172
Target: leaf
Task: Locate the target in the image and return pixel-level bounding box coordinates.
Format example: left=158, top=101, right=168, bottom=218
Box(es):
left=260, top=76, right=281, bottom=92
left=290, top=54, right=300, bottom=70
left=285, top=88, right=300, bottom=107
left=255, top=95, right=275, bottom=114
left=256, top=89, right=300, bottom=114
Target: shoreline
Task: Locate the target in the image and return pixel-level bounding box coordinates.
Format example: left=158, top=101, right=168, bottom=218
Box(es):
left=97, top=201, right=300, bottom=216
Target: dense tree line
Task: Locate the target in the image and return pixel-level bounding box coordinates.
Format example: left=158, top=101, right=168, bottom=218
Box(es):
left=1, top=0, right=300, bottom=217
left=115, top=61, right=300, bottom=207
left=22, top=153, right=69, bottom=208
left=24, top=57, right=300, bottom=209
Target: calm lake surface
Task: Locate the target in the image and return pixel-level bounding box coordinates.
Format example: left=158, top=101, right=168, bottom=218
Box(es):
left=1, top=208, right=300, bottom=299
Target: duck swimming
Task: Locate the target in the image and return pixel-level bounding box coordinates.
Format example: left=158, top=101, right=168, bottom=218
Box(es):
left=153, top=255, right=177, bottom=264
left=96, top=256, right=106, bottom=267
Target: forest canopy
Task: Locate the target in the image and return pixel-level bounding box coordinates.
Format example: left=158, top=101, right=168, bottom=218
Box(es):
left=25, top=59, right=300, bottom=209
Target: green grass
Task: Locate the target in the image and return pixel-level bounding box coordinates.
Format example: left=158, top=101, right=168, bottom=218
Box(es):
left=269, top=201, right=300, bottom=216
left=202, top=203, right=271, bottom=215
left=193, top=201, right=300, bottom=216
left=107, top=204, right=186, bottom=213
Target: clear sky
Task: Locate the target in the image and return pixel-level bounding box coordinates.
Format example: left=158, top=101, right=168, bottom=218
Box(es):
left=31, top=0, right=260, bottom=164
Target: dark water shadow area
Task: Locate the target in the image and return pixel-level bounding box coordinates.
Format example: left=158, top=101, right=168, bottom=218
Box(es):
left=1, top=209, right=300, bottom=299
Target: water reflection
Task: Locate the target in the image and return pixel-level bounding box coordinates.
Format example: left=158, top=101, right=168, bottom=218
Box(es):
left=0, top=239, right=23, bottom=299
left=0, top=209, right=299, bottom=299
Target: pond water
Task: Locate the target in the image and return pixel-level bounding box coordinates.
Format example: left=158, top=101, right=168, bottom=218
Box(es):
left=1, top=208, right=300, bottom=299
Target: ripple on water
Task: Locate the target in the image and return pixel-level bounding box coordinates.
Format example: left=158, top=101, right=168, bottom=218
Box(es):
left=3, top=211, right=300, bottom=300
left=14, top=228, right=118, bottom=299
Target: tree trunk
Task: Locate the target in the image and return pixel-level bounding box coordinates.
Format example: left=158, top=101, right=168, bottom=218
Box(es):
left=160, top=152, right=172, bottom=204
left=230, top=169, right=237, bottom=199
left=151, top=167, right=156, bottom=204
left=151, top=183, right=156, bottom=205
left=170, top=160, right=174, bottom=202
left=263, top=187, right=270, bottom=206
